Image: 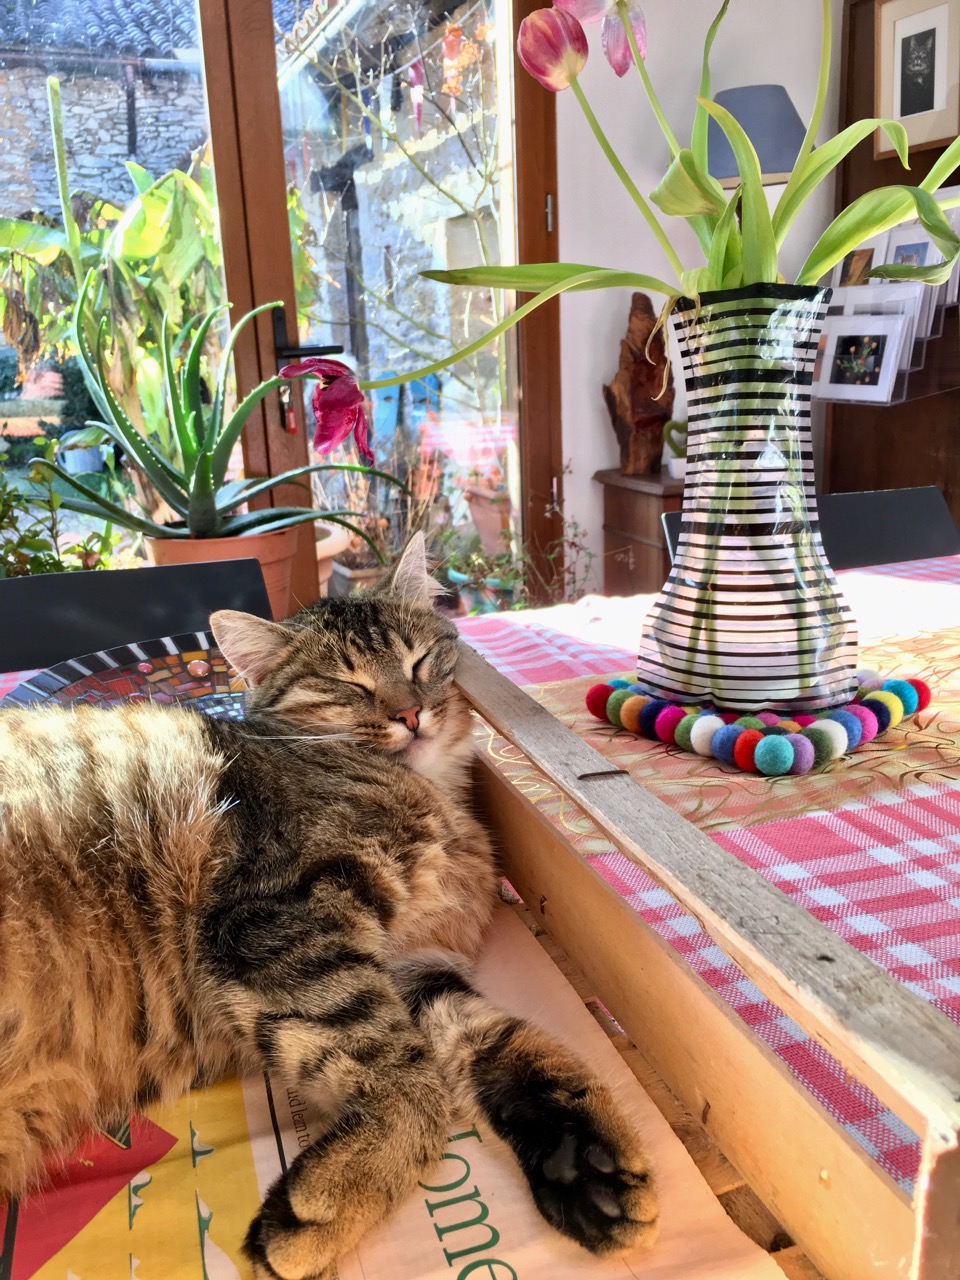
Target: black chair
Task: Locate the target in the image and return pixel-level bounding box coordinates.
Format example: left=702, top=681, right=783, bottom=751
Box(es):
left=0, top=559, right=271, bottom=673
left=661, top=487, right=960, bottom=570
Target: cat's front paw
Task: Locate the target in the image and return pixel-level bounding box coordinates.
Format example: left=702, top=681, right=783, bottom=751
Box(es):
left=530, top=1113, right=657, bottom=1254
left=245, top=1176, right=338, bottom=1280
left=491, top=1075, right=658, bottom=1255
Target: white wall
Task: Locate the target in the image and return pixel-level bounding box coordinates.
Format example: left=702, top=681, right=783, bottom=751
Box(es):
left=555, top=0, right=846, bottom=571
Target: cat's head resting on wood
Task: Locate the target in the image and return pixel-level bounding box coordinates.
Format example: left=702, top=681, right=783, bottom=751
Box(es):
left=210, top=534, right=473, bottom=787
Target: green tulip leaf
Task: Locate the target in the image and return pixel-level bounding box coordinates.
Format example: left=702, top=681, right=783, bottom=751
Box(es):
left=918, top=133, right=960, bottom=194
left=697, top=98, right=777, bottom=284
left=868, top=187, right=960, bottom=283
left=691, top=0, right=731, bottom=172
left=124, top=161, right=156, bottom=196
left=650, top=149, right=727, bottom=219
left=708, top=187, right=742, bottom=284
left=797, top=184, right=960, bottom=285
left=773, top=118, right=910, bottom=246
left=422, top=262, right=677, bottom=295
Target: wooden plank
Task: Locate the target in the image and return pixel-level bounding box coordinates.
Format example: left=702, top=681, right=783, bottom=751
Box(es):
left=511, top=902, right=743, bottom=1198
left=472, top=749, right=915, bottom=1280
left=774, top=1246, right=828, bottom=1280
left=911, top=1137, right=960, bottom=1279
left=456, top=645, right=960, bottom=1139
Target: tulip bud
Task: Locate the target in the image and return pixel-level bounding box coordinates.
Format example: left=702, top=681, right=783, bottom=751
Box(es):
left=517, top=8, right=588, bottom=92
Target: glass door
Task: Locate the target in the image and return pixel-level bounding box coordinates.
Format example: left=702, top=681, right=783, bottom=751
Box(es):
left=0, top=0, right=225, bottom=570
left=274, top=0, right=523, bottom=611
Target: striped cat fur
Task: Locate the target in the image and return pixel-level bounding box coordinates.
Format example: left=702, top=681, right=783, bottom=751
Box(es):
left=0, top=535, right=657, bottom=1279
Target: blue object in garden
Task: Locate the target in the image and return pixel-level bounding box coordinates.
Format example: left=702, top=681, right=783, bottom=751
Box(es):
left=371, top=373, right=400, bottom=441
left=409, top=373, right=441, bottom=431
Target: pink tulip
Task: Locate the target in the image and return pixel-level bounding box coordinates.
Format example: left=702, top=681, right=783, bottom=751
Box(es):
left=517, top=8, right=588, bottom=92
left=554, top=0, right=646, bottom=78
left=279, top=358, right=373, bottom=464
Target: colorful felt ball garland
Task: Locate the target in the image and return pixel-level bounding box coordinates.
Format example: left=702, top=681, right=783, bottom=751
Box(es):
left=584, top=671, right=931, bottom=777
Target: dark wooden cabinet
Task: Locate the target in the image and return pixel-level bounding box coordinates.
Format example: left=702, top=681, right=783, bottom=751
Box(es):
left=594, top=469, right=683, bottom=594
left=826, top=0, right=960, bottom=522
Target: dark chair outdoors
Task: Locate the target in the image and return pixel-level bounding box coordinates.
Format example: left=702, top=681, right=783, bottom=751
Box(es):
left=0, top=559, right=270, bottom=674
left=661, top=487, right=960, bottom=571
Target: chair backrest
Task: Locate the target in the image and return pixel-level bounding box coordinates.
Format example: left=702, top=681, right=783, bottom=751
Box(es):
left=0, top=559, right=271, bottom=673
left=661, top=487, right=960, bottom=572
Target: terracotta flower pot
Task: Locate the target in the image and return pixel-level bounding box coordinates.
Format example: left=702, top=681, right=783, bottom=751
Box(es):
left=144, top=527, right=300, bottom=621
left=145, top=521, right=353, bottom=620
left=464, top=486, right=510, bottom=555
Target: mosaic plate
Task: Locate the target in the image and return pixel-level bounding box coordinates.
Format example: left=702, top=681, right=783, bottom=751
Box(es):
left=0, top=633, right=247, bottom=720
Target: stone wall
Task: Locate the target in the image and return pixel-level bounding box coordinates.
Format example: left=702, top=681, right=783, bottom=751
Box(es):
left=0, top=64, right=207, bottom=217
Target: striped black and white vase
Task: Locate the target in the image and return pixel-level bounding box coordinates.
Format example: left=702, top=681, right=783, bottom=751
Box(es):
left=635, top=285, right=858, bottom=713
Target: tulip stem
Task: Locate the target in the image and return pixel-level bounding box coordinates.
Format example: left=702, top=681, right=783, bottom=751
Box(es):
left=617, top=2, right=680, bottom=159
left=569, top=78, right=684, bottom=281
left=359, top=266, right=673, bottom=391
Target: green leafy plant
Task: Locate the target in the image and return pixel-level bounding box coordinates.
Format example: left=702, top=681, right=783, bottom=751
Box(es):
left=35, top=273, right=403, bottom=546
left=0, top=438, right=120, bottom=577
left=662, top=418, right=688, bottom=457
left=442, top=502, right=597, bottom=612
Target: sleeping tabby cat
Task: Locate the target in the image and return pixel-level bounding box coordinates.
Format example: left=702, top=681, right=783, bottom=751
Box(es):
left=0, top=535, right=658, bottom=1278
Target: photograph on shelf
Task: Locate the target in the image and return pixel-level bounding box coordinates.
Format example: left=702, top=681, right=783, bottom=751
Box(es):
left=810, top=328, right=831, bottom=393
left=819, top=316, right=907, bottom=403
left=883, top=224, right=944, bottom=337
left=874, top=0, right=960, bottom=156
left=831, top=232, right=890, bottom=286
left=937, top=186, right=960, bottom=304
left=844, top=281, right=925, bottom=369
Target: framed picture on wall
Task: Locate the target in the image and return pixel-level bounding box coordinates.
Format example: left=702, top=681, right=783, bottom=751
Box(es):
left=819, top=316, right=907, bottom=403
left=874, top=0, right=960, bottom=156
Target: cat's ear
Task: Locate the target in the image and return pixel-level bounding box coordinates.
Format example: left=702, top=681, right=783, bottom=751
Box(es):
left=377, top=531, right=442, bottom=605
left=209, top=610, right=294, bottom=685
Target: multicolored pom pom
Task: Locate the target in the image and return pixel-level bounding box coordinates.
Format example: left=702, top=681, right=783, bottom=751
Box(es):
left=584, top=665, right=932, bottom=776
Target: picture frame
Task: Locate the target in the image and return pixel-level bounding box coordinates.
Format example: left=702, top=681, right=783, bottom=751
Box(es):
left=880, top=223, right=944, bottom=337
left=817, top=316, right=907, bottom=403
left=830, top=232, right=889, bottom=287
left=844, top=281, right=925, bottom=369
left=874, top=0, right=960, bottom=156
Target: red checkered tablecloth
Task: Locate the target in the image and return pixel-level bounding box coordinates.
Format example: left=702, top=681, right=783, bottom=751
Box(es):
left=458, top=556, right=960, bottom=1194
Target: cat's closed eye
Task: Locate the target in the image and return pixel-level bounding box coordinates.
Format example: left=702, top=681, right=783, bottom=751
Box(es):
left=339, top=677, right=375, bottom=694
left=411, top=651, right=433, bottom=681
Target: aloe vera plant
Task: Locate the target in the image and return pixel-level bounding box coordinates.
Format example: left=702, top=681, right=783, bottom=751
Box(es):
left=38, top=272, right=401, bottom=545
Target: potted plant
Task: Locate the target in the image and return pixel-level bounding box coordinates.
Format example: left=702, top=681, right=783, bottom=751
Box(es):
left=662, top=419, right=688, bottom=481
left=39, top=272, right=401, bottom=618
left=1, top=438, right=125, bottom=577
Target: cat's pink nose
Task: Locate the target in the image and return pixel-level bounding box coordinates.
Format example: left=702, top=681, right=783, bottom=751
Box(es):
left=394, top=705, right=421, bottom=732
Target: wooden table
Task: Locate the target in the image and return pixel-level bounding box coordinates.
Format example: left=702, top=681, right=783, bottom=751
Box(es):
left=457, top=554, right=960, bottom=1280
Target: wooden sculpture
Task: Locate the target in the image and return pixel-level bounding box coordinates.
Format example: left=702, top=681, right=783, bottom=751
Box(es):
left=602, top=291, right=675, bottom=475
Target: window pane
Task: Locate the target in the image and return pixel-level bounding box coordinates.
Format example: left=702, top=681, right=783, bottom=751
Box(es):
left=275, top=0, right=521, bottom=612
left=0, top=0, right=224, bottom=571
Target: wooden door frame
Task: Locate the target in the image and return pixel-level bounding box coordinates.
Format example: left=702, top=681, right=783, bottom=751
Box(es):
left=512, top=0, right=564, bottom=599
left=200, top=0, right=319, bottom=609
left=200, top=0, right=562, bottom=606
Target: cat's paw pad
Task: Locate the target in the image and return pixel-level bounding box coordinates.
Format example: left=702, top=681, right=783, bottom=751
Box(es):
left=524, top=1112, right=658, bottom=1254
